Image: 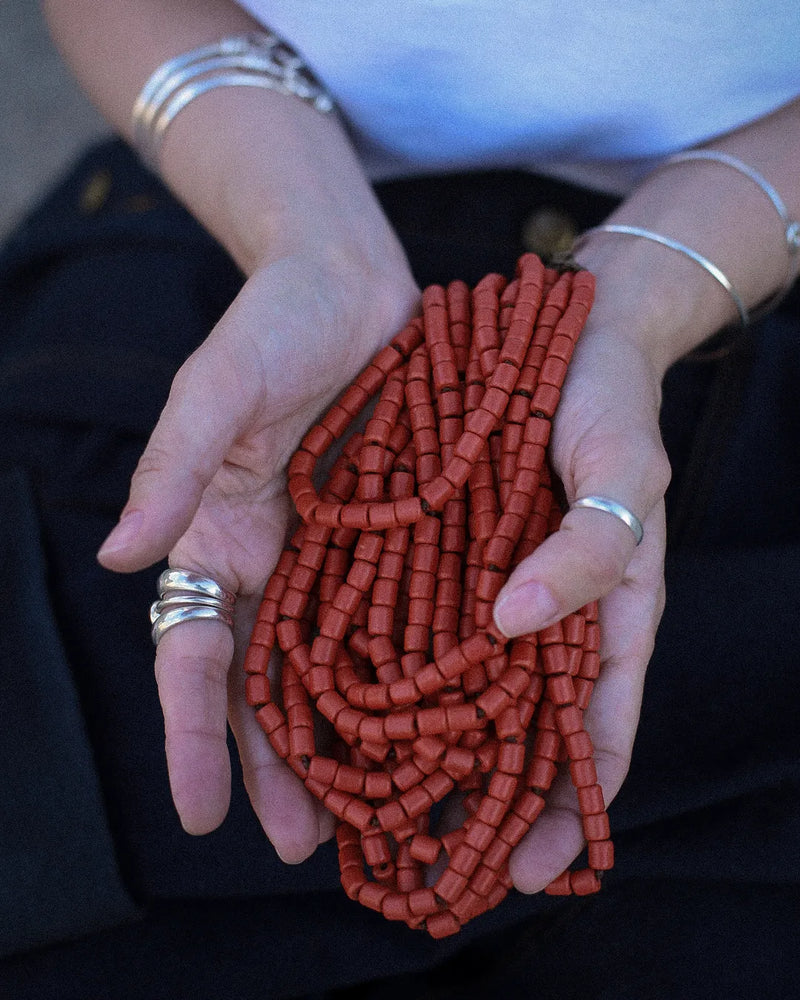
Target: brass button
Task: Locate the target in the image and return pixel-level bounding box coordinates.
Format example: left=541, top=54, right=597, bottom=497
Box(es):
left=521, top=207, right=577, bottom=259
left=78, top=169, right=112, bottom=214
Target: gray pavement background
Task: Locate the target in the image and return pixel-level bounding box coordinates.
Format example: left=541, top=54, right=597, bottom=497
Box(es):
left=0, top=0, right=109, bottom=242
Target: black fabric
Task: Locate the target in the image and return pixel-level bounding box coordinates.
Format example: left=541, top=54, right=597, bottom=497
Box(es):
left=0, top=467, right=137, bottom=957
left=0, top=139, right=798, bottom=998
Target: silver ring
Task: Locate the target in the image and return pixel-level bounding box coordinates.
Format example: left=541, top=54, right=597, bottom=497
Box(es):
left=157, top=568, right=235, bottom=604
left=150, top=568, right=236, bottom=645
left=149, top=593, right=235, bottom=624
left=571, top=495, right=644, bottom=545
left=151, top=605, right=234, bottom=646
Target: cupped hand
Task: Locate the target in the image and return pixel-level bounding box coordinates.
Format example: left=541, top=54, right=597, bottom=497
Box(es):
left=494, top=321, right=671, bottom=893
left=98, top=246, right=419, bottom=862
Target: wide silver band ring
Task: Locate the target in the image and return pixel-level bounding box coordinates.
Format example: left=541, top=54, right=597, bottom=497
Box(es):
left=151, top=605, right=234, bottom=646
left=571, top=495, right=644, bottom=546
left=157, top=568, right=235, bottom=604
left=150, top=568, right=236, bottom=646
left=149, top=593, right=234, bottom=624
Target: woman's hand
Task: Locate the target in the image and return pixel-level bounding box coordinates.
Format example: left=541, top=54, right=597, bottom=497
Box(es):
left=494, top=318, right=670, bottom=892
left=98, top=244, right=419, bottom=861
left=498, top=93, right=800, bottom=889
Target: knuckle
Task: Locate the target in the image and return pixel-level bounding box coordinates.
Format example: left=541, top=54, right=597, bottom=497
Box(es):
left=579, top=545, right=626, bottom=595
left=169, top=348, right=205, bottom=394
left=131, top=439, right=173, bottom=482
left=646, top=443, right=673, bottom=502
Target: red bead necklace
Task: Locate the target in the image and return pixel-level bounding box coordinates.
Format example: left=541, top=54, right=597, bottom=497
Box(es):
left=245, top=253, right=612, bottom=938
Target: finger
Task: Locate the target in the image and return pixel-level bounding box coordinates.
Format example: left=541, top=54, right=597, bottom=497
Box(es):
left=228, top=677, right=331, bottom=864
left=509, top=504, right=666, bottom=893
left=154, top=618, right=235, bottom=835
left=507, top=647, right=645, bottom=893
left=98, top=338, right=258, bottom=573
left=492, top=433, right=670, bottom=638
left=227, top=596, right=331, bottom=864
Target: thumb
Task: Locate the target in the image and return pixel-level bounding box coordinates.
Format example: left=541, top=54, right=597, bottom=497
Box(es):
left=98, top=342, right=253, bottom=572
left=492, top=439, right=669, bottom=637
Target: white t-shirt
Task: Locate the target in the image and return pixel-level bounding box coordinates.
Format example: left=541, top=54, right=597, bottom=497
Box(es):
left=236, top=1, right=800, bottom=192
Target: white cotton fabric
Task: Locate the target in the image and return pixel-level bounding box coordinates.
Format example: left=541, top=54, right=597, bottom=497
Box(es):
left=235, top=0, right=800, bottom=192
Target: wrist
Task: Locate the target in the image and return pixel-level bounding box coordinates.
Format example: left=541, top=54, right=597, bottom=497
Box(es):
left=572, top=114, right=800, bottom=374
left=157, top=85, right=338, bottom=267
left=572, top=234, right=737, bottom=377
left=156, top=83, right=413, bottom=298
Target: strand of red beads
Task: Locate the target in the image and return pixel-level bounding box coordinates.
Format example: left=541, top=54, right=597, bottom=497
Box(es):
left=244, top=253, right=613, bottom=939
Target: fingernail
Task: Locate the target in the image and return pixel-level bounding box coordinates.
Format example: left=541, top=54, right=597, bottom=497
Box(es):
left=494, top=581, right=560, bottom=637
left=98, top=509, right=144, bottom=557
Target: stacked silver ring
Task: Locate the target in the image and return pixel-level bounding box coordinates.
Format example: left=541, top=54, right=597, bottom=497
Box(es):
left=149, top=569, right=236, bottom=646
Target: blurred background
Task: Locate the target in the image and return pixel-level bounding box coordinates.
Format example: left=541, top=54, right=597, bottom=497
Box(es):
left=0, top=0, right=109, bottom=243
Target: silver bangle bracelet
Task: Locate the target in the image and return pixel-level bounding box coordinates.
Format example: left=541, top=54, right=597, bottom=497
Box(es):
left=135, top=51, right=287, bottom=138
left=660, top=150, right=800, bottom=319
left=573, top=223, right=749, bottom=327
left=131, top=32, right=334, bottom=170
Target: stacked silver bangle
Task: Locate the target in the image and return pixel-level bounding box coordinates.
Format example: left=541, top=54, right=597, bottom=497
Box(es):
left=573, top=150, right=799, bottom=327
left=663, top=150, right=800, bottom=320
left=150, top=569, right=236, bottom=646
left=131, top=32, right=334, bottom=170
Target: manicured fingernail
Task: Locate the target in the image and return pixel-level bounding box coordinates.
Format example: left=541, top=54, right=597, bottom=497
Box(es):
left=494, top=582, right=560, bottom=637
left=98, top=509, right=144, bottom=557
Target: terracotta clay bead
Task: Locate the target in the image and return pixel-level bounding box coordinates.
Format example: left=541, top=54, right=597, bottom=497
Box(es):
left=362, top=771, right=392, bottom=800
left=527, top=756, right=557, bottom=791
left=546, top=673, right=576, bottom=705
left=583, top=812, right=611, bottom=842
left=474, top=684, right=511, bottom=720
left=440, top=747, right=474, bottom=782
left=469, top=862, right=500, bottom=898
left=475, top=794, right=508, bottom=829
left=530, top=383, right=562, bottom=418
left=556, top=704, right=584, bottom=737
left=481, top=836, right=513, bottom=874
left=577, top=783, right=606, bottom=815
left=495, top=706, right=526, bottom=742
left=587, top=840, right=614, bottom=872
left=243, top=644, right=270, bottom=678
left=570, top=869, right=602, bottom=896
left=340, top=866, right=367, bottom=901
left=573, top=677, right=594, bottom=711
left=533, top=728, right=561, bottom=761
left=580, top=650, right=601, bottom=680
left=412, top=735, right=445, bottom=764
left=388, top=676, right=418, bottom=707
left=513, top=789, right=545, bottom=825
left=407, top=887, right=439, bottom=919
left=377, top=711, right=414, bottom=745
left=544, top=871, right=572, bottom=896
left=425, top=911, right=462, bottom=941
left=488, top=772, right=518, bottom=804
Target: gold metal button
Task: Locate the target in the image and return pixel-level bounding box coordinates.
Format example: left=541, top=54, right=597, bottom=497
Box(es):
left=521, top=207, right=577, bottom=259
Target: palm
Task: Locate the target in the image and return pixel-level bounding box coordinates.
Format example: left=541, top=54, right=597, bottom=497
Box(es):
left=140, top=253, right=419, bottom=858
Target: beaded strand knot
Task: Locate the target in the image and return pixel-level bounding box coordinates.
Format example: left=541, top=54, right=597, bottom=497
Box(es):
left=245, top=253, right=612, bottom=938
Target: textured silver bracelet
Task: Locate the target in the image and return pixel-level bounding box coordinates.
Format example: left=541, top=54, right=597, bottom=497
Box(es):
left=131, top=32, right=334, bottom=170
left=661, top=150, right=799, bottom=318
left=573, top=224, right=749, bottom=327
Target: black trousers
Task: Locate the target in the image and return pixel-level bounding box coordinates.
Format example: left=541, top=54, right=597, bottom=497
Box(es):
left=1, top=141, right=798, bottom=999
